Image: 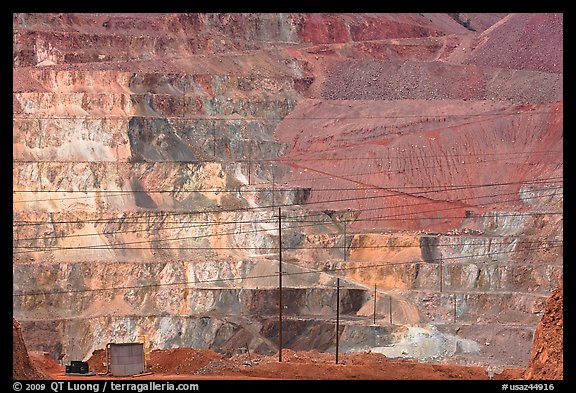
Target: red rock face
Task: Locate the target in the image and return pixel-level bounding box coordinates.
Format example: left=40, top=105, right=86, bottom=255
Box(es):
left=296, top=13, right=469, bottom=44
left=275, top=100, right=562, bottom=231
left=13, top=318, right=51, bottom=380
left=524, top=286, right=563, bottom=380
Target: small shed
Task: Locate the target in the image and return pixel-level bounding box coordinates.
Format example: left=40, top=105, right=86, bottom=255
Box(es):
left=107, top=343, right=145, bottom=376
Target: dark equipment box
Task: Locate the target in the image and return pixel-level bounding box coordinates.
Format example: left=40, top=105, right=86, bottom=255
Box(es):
left=66, top=360, right=89, bottom=374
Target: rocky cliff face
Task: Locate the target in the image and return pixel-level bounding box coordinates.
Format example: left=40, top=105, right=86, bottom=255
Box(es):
left=13, top=318, right=51, bottom=380
left=524, top=285, right=563, bottom=380
left=13, top=13, right=562, bottom=370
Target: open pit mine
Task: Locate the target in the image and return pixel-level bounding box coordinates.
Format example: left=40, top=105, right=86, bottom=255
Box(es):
left=13, top=13, right=562, bottom=378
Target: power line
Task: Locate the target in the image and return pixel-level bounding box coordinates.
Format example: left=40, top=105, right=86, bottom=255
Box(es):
left=11, top=110, right=562, bottom=121
left=355, top=211, right=563, bottom=223
left=13, top=239, right=564, bottom=252
left=13, top=176, right=563, bottom=209
left=351, top=191, right=564, bottom=222
left=11, top=153, right=563, bottom=193
left=11, top=220, right=327, bottom=253
left=13, top=210, right=563, bottom=244
left=275, top=150, right=564, bottom=162
left=12, top=185, right=563, bottom=234
left=298, top=185, right=563, bottom=216
left=12, top=243, right=563, bottom=298
left=13, top=187, right=563, bottom=230
left=12, top=169, right=563, bottom=204
left=280, top=186, right=562, bottom=226
left=12, top=150, right=564, bottom=165
left=13, top=188, right=563, bottom=253
left=258, top=161, right=562, bottom=188
left=12, top=175, right=563, bottom=196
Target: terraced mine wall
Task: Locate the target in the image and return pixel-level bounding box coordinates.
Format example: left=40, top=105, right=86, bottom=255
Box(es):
left=13, top=13, right=562, bottom=370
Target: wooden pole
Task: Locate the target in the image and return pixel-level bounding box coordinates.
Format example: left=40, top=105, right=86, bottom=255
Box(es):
left=336, top=278, right=340, bottom=364
left=212, top=128, right=216, bottom=157
left=247, top=145, right=251, bottom=185
left=343, top=219, right=347, bottom=262
left=272, top=168, right=275, bottom=210
left=278, top=207, right=283, bottom=362
left=182, top=90, right=185, bottom=119
left=439, top=258, right=443, bottom=293
left=389, top=295, right=392, bottom=325
left=373, top=283, right=377, bottom=325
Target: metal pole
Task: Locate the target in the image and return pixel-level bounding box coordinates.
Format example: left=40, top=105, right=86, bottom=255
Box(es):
left=105, top=344, right=109, bottom=375
left=439, top=258, right=443, bottom=293
left=213, top=128, right=216, bottom=157
left=246, top=342, right=251, bottom=364
left=272, top=168, right=275, bottom=210
left=343, top=219, right=347, bottom=262
left=37, top=162, right=43, bottom=190
left=336, top=277, right=340, bottom=364
left=373, top=283, right=377, bottom=325
left=278, top=206, right=283, bottom=363
left=182, top=90, right=185, bottom=119
left=247, top=145, right=252, bottom=185
left=389, top=295, right=392, bottom=325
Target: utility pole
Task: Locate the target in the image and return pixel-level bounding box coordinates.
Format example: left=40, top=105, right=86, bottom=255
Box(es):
left=336, top=277, right=340, bottom=364
left=278, top=206, right=283, bottom=363
left=37, top=161, right=43, bottom=190
left=373, top=283, right=377, bottom=325
left=439, top=258, right=443, bottom=293
left=343, top=218, right=347, bottom=262
left=212, top=128, right=217, bottom=157
left=247, top=145, right=252, bottom=185
left=272, top=168, right=276, bottom=210
left=181, top=89, right=185, bottom=119
left=453, top=295, right=457, bottom=323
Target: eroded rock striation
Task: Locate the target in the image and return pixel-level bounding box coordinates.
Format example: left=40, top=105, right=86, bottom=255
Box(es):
left=13, top=13, right=562, bottom=370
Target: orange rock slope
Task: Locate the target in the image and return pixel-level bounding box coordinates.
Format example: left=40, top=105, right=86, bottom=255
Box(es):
left=13, top=318, right=51, bottom=380
left=524, top=285, right=563, bottom=380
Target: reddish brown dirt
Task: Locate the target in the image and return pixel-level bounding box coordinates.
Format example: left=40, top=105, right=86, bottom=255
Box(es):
left=274, top=100, right=562, bottom=232
left=28, top=351, right=64, bottom=375
left=461, top=13, right=563, bottom=74
left=12, top=68, right=49, bottom=93
left=86, top=348, right=227, bottom=375
left=13, top=318, right=51, bottom=380
left=320, top=59, right=562, bottom=102
left=295, top=13, right=467, bottom=44
left=524, top=285, right=563, bottom=380
left=31, top=347, right=525, bottom=380
left=86, top=349, right=107, bottom=373
left=147, top=348, right=227, bottom=375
